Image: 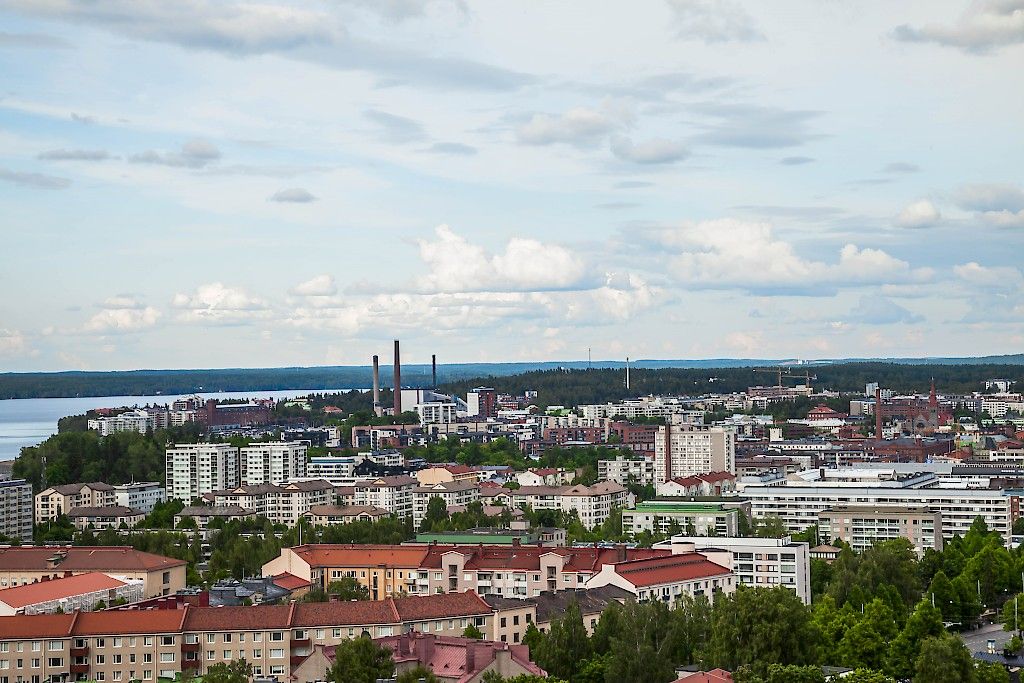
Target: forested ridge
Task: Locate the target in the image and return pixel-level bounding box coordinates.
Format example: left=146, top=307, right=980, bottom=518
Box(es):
left=3, top=359, right=1024, bottom=399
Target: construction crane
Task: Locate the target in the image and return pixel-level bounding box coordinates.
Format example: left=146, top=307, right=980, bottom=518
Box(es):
left=753, top=367, right=817, bottom=389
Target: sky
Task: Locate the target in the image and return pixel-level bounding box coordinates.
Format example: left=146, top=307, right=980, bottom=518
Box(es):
left=0, top=1, right=1022, bottom=372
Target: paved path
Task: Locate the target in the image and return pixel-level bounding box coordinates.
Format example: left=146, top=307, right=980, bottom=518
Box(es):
left=959, top=622, right=1013, bottom=654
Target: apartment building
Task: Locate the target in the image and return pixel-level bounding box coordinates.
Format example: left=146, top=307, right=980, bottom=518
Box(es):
left=165, top=443, right=239, bottom=501
left=622, top=501, right=740, bottom=536
left=598, top=455, right=656, bottom=487
left=743, top=481, right=1012, bottom=542
left=263, top=544, right=668, bottom=600
left=0, top=480, right=33, bottom=543
left=306, top=455, right=361, bottom=486
left=301, top=505, right=390, bottom=526
left=87, top=408, right=168, bottom=436
left=113, top=481, right=165, bottom=513
left=35, top=482, right=116, bottom=522
left=653, top=535, right=811, bottom=604
left=515, top=468, right=576, bottom=487
left=412, top=482, right=479, bottom=526
left=174, top=505, right=254, bottom=530
left=817, top=505, right=943, bottom=554
left=415, top=465, right=483, bottom=486
left=653, top=425, right=736, bottom=483
left=0, top=546, right=185, bottom=597
left=240, top=442, right=308, bottom=486
left=579, top=397, right=704, bottom=422
left=0, top=572, right=144, bottom=616
left=354, top=476, right=417, bottom=518
left=0, top=592, right=493, bottom=681
left=482, top=482, right=633, bottom=529
left=585, top=552, right=735, bottom=605
left=656, top=472, right=737, bottom=497
left=207, top=480, right=334, bottom=526
left=68, top=506, right=145, bottom=530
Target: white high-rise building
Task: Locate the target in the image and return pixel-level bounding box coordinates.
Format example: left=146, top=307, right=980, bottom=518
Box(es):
left=240, top=442, right=307, bottom=486
left=653, top=424, right=735, bottom=483
left=165, top=443, right=239, bottom=502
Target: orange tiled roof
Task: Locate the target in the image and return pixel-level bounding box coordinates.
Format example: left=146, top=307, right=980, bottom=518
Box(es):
left=0, top=572, right=126, bottom=609
left=0, top=546, right=186, bottom=571
left=608, top=552, right=731, bottom=588
left=290, top=544, right=429, bottom=568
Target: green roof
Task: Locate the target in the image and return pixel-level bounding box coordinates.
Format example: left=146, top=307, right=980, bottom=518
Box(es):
left=414, top=531, right=539, bottom=544
left=630, top=501, right=733, bottom=513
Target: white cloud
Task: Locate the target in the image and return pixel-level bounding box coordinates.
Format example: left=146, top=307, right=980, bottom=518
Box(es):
left=893, top=1, right=1024, bottom=53
left=0, top=167, right=71, bottom=189
left=270, top=187, right=317, bottom=203
left=37, top=148, right=110, bottom=161
left=172, top=282, right=270, bottom=323
left=644, top=219, right=931, bottom=293
left=83, top=307, right=161, bottom=333
left=667, top=0, right=764, bottom=43
left=723, top=331, right=764, bottom=354
left=954, top=183, right=1024, bottom=228
left=846, top=295, right=923, bottom=325
left=895, top=199, right=941, bottom=228
left=130, top=139, right=221, bottom=168
left=954, top=261, right=1023, bottom=287
left=610, top=136, right=689, bottom=164
left=0, top=329, right=29, bottom=356
left=516, top=103, right=632, bottom=147
left=416, top=224, right=588, bottom=292
left=290, top=274, right=337, bottom=296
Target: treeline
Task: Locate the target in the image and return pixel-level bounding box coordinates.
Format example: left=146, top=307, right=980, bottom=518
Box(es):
left=441, top=363, right=1024, bottom=408
left=527, top=519, right=1019, bottom=683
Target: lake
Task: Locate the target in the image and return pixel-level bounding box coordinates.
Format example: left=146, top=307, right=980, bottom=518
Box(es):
left=0, top=388, right=355, bottom=460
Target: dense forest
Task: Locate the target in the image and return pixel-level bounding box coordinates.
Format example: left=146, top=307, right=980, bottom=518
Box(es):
left=3, top=357, right=1024, bottom=399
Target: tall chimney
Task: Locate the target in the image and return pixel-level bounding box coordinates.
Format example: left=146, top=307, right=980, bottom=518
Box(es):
left=432, top=354, right=437, bottom=390
left=625, top=357, right=630, bottom=391
left=393, top=339, right=402, bottom=416
left=372, top=355, right=381, bottom=416
left=875, top=386, right=883, bottom=441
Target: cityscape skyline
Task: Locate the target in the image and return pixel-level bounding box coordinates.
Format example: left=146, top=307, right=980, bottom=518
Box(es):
left=1, top=1, right=1023, bottom=371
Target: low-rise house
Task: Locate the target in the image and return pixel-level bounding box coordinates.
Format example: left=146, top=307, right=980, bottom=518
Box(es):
left=175, top=505, right=254, bottom=530
left=35, top=482, right=116, bottom=522
left=0, top=572, right=144, bottom=615
left=515, top=468, right=576, bottom=487
left=68, top=505, right=145, bottom=530
left=302, top=505, right=391, bottom=526
left=655, top=472, right=736, bottom=497
left=0, top=546, right=186, bottom=597
left=585, top=552, right=735, bottom=604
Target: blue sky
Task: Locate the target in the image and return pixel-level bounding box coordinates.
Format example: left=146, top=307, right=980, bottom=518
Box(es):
left=1, top=1, right=1022, bottom=371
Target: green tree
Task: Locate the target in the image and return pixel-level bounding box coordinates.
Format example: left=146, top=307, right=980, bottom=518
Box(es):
left=604, top=600, right=679, bottom=683
left=203, top=659, right=253, bottom=683
left=328, top=577, right=371, bottom=601
left=913, top=632, right=975, bottom=683
left=396, top=665, right=439, bottom=683
left=328, top=635, right=394, bottom=683
left=462, top=623, right=484, bottom=639
left=1002, top=592, right=1024, bottom=633
left=534, top=600, right=591, bottom=680
left=840, top=671, right=896, bottom=683
left=420, top=495, right=450, bottom=532
left=975, top=661, right=1010, bottom=683
left=885, top=599, right=944, bottom=679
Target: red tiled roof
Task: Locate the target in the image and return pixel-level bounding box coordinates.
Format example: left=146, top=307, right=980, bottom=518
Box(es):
left=0, top=572, right=127, bottom=609
left=0, top=546, right=186, bottom=571
left=0, top=613, right=73, bottom=639
left=443, top=465, right=474, bottom=474
left=696, top=471, right=735, bottom=483
left=271, top=572, right=311, bottom=591
left=292, top=601, right=400, bottom=627
left=609, top=552, right=731, bottom=588
left=676, top=669, right=733, bottom=683
left=290, top=544, right=428, bottom=568
left=376, top=632, right=546, bottom=682
left=184, top=604, right=293, bottom=631
left=73, top=609, right=187, bottom=635
left=393, top=591, right=491, bottom=621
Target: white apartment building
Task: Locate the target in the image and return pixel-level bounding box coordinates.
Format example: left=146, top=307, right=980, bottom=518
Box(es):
left=240, top=442, right=308, bottom=486
left=598, top=456, right=656, bottom=487
left=306, top=455, right=361, bottom=486
left=482, top=482, right=634, bottom=529
left=743, top=481, right=1012, bottom=542
left=0, top=480, right=34, bottom=543
left=354, top=476, right=417, bottom=518
left=165, top=443, right=240, bottom=502
left=579, top=397, right=704, bottom=422
left=35, top=482, right=116, bottom=522
left=412, top=482, right=480, bottom=526
left=654, top=535, right=811, bottom=604
left=113, top=481, right=165, bottom=513
left=653, top=424, right=736, bottom=483
left=208, top=480, right=334, bottom=525
left=622, top=501, right=740, bottom=537
left=585, top=553, right=735, bottom=605
left=87, top=408, right=170, bottom=435
left=414, top=402, right=459, bottom=425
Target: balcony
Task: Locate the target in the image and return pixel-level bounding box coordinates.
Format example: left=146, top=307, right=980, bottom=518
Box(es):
left=181, top=642, right=200, bottom=653
left=182, top=658, right=201, bottom=670
left=71, top=646, right=89, bottom=657
left=291, top=638, right=311, bottom=648
left=70, top=664, right=90, bottom=675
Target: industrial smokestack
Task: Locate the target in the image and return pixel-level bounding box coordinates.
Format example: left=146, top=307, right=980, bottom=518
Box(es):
left=875, top=386, right=883, bottom=441
left=626, top=357, right=630, bottom=391
left=432, top=354, right=437, bottom=390
left=393, top=339, right=402, bottom=416
left=372, top=355, right=381, bottom=416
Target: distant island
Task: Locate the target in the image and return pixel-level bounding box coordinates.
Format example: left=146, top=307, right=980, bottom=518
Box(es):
left=2, top=354, right=1024, bottom=399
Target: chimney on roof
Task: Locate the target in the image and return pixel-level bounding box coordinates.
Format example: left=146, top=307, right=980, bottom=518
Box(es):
left=393, top=339, right=402, bottom=416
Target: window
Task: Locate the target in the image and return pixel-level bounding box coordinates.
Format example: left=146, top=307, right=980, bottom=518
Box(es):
left=253, top=650, right=262, bottom=659
left=112, top=638, right=122, bottom=648
left=223, top=650, right=231, bottom=659
left=160, top=636, right=174, bottom=646
left=46, top=642, right=62, bottom=651
left=143, top=653, right=152, bottom=663
left=144, top=637, right=153, bottom=647
left=270, top=665, right=285, bottom=675
left=162, top=571, right=171, bottom=584
left=270, top=649, right=284, bottom=659
left=47, top=658, right=62, bottom=668
left=144, top=671, right=152, bottom=681
left=207, top=651, right=215, bottom=661
left=159, top=653, right=175, bottom=663
left=96, top=655, right=105, bottom=665
left=270, top=632, right=283, bottom=642
left=112, top=654, right=121, bottom=664
left=31, top=642, right=40, bottom=652
left=238, top=633, right=246, bottom=643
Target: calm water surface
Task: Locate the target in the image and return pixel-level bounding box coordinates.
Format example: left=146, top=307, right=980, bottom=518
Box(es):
left=0, top=389, right=353, bottom=460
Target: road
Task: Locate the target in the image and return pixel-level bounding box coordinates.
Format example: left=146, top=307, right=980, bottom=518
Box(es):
left=960, top=622, right=1012, bottom=654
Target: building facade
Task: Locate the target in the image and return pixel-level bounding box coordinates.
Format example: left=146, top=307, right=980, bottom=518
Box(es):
left=817, top=505, right=943, bottom=554
left=35, top=483, right=116, bottom=522
left=240, top=442, right=308, bottom=486
left=165, top=443, right=240, bottom=502
left=0, top=480, right=33, bottom=543
left=653, top=425, right=736, bottom=483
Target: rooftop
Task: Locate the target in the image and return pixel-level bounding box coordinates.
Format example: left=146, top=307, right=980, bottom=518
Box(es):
left=0, top=546, right=186, bottom=571
left=0, top=572, right=128, bottom=609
